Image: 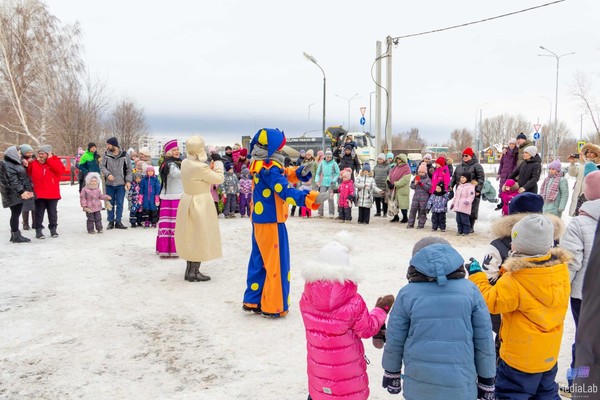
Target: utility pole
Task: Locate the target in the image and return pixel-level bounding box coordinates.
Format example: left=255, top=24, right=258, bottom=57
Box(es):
left=385, top=36, right=393, bottom=151
left=375, top=41, right=382, bottom=153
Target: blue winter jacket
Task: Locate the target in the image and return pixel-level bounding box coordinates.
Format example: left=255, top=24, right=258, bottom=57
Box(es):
left=382, top=243, right=496, bottom=400
left=139, top=175, right=161, bottom=211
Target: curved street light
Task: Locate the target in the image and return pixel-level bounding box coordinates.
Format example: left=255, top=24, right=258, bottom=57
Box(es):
left=335, top=93, right=360, bottom=132
left=303, top=52, right=326, bottom=150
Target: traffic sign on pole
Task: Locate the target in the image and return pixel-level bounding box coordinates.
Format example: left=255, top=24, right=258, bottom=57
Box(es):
left=578, top=141, right=586, bottom=152
left=359, top=116, right=366, bottom=126
left=360, top=107, right=366, bottom=116
left=533, top=124, right=542, bottom=132
left=533, top=132, right=541, bottom=140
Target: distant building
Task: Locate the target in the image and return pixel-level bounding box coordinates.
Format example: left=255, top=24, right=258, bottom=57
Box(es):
left=138, top=136, right=186, bottom=157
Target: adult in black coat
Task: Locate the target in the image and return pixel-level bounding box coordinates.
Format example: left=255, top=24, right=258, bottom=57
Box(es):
left=574, top=220, right=600, bottom=397
left=509, top=145, right=542, bottom=194
left=449, top=147, right=485, bottom=230
left=337, top=145, right=361, bottom=180
left=0, top=146, right=34, bottom=242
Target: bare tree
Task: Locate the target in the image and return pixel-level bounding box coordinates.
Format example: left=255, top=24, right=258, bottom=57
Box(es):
left=0, top=0, right=82, bottom=147
left=449, top=128, right=474, bottom=154
left=106, top=99, right=148, bottom=151
left=538, top=121, right=573, bottom=163
left=391, top=127, right=426, bottom=150
left=571, top=71, right=600, bottom=140
left=51, top=73, right=108, bottom=155
left=479, top=114, right=531, bottom=148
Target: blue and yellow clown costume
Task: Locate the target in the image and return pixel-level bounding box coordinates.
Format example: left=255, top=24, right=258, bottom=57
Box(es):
left=243, top=128, right=321, bottom=317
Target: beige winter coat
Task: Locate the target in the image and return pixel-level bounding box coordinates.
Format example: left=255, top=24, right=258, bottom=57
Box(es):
left=568, top=143, right=600, bottom=216
left=175, top=159, right=224, bottom=262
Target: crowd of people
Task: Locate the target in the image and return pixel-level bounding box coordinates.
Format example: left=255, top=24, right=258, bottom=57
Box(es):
left=2, top=130, right=600, bottom=399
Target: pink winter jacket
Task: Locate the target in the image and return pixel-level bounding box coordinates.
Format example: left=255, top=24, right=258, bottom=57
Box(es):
left=430, top=165, right=451, bottom=193
left=451, top=182, right=476, bottom=215
left=300, top=280, right=387, bottom=400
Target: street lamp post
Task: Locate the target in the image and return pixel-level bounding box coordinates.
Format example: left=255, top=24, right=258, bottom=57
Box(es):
left=539, top=96, right=552, bottom=163
left=303, top=52, right=326, bottom=151
left=307, top=103, right=315, bottom=135
left=369, top=91, right=375, bottom=137
left=335, top=93, right=359, bottom=132
left=538, top=46, right=575, bottom=157
left=475, top=103, right=487, bottom=156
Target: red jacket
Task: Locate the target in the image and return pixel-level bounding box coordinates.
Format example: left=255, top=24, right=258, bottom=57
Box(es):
left=27, top=156, right=63, bottom=199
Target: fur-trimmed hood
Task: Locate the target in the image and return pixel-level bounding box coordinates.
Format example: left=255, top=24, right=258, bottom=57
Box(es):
left=581, top=143, right=600, bottom=164
left=490, top=213, right=564, bottom=240
left=503, top=248, right=571, bottom=273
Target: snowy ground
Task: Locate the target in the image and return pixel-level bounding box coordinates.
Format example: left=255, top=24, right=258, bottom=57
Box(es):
left=0, top=179, right=575, bottom=399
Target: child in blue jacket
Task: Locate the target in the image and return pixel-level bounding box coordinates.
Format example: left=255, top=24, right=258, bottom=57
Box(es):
left=139, top=166, right=161, bottom=227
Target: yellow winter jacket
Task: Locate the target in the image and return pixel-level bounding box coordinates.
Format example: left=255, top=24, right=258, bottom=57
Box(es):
left=470, top=249, right=571, bottom=373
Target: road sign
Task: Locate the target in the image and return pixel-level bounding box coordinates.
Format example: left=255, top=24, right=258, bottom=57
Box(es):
left=359, top=107, right=366, bottom=116
left=534, top=124, right=542, bottom=132
left=533, top=132, right=540, bottom=140
left=359, top=116, right=366, bottom=126
left=487, top=156, right=494, bottom=164
left=578, top=141, right=586, bottom=152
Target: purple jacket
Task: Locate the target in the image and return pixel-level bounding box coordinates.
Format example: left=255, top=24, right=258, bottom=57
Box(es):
left=300, top=280, right=387, bottom=400
left=498, top=147, right=518, bottom=187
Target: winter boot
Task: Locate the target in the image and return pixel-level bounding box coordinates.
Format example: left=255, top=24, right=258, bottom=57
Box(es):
left=389, top=215, right=399, bottom=223
left=399, top=210, right=409, bottom=223
left=35, top=228, right=45, bottom=239
left=184, top=261, right=193, bottom=281
left=22, top=211, right=30, bottom=230
left=107, top=221, right=115, bottom=230
left=49, top=227, right=58, bottom=238
left=115, top=221, right=127, bottom=229
left=192, top=262, right=210, bottom=282
left=11, top=231, right=31, bottom=243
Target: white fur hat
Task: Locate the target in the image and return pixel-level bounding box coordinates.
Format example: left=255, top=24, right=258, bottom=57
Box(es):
left=302, top=231, right=358, bottom=283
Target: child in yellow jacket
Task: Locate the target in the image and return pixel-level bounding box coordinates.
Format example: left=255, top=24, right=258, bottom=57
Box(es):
left=466, top=214, right=571, bottom=399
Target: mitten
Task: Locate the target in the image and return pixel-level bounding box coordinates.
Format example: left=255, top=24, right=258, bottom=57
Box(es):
left=415, top=176, right=421, bottom=183
left=82, top=207, right=92, bottom=213
left=372, top=322, right=386, bottom=349
left=447, top=190, right=454, bottom=200
left=300, top=162, right=316, bottom=177
left=465, top=257, right=483, bottom=276
left=464, top=200, right=470, bottom=205
left=477, top=377, right=495, bottom=400
left=138, top=195, right=144, bottom=205
left=382, top=371, right=402, bottom=394
left=154, top=195, right=160, bottom=207
left=315, top=192, right=329, bottom=204
left=375, top=295, right=395, bottom=313
left=106, top=203, right=113, bottom=211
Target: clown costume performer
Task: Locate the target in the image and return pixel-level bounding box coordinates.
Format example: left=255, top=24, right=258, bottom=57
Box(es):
left=242, top=128, right=328, bottom=318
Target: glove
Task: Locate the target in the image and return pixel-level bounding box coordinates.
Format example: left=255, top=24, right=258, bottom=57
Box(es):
left=477, top=377, right=495, bottom=400
left=382, top=370, right=402, bottom=394
left=315, top=192, right=329, bottom=204
left=106, top=203, right=113, bottom=211
left=300, top=162, right=316, bottom=177
left=466, top=257, right=483, bottom=276
left=375, top=295, right=395, bottom=313
left=464, top=200, right=470, bottom=205
left=82, top=207, right=92, bottom=213
left=447, top=191, right=454, bottom=200
left=372, top=322, right=386, bottom=349
left=138, top=195, right=144, bottom=205
left=387, top=181, right=394, bottom=189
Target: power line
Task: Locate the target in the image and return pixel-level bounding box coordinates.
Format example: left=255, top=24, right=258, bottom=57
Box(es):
left=392, top=0, right=567, bottom=42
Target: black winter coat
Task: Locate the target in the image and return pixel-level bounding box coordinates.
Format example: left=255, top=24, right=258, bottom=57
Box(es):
left=0, top=154, right=33, bottom=208
left=450, top=158, right=485, bottom=193
left=509, top=154, right=542, bottom=193
left=338, top=154, right=361, bottom=175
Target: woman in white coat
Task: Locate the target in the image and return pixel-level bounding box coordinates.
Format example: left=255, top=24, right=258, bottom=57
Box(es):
left=175, top=136, right=224, bottom=282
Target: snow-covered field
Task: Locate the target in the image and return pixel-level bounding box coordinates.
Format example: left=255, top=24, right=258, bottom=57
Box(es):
left=0, top=178, right=575, bottom=399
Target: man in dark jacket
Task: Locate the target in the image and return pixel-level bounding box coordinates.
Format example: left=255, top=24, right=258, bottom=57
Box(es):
left=516, top=132, right=534, bottom=168
left=450, top=147, right=485, bottom=231
left=338, top=144, right=361, bottom=179
left=0, top=146, right=34, bottom=243
left=573, top=220, right=600, bottom=398
left=509, top=146, right=542, bottom=194
left=100, top=137, right=132, bottom=230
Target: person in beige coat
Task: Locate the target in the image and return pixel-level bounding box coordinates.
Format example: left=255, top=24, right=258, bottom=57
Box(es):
left=175, top=136, right=224, bottom=282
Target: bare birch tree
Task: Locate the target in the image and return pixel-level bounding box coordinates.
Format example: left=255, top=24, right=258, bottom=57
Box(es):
left=0, top=0, right=82, bottom=147
left=391, top=127, right=426, bottom=150
left=479, top=114, right=531, bottom=148
left=106, top=99, right=148, bottom=152
left=571, top=71, right=600, bottom=141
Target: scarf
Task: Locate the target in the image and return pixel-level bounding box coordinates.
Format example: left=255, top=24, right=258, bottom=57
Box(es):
left=540, top=175, right=561, bottom=202
left=159, top=156, right=182, bottom=192
left=388, top=162, right=411, bottom=184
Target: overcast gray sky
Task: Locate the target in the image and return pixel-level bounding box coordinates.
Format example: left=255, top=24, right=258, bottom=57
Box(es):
left=46, top=0, right=599, bottom=145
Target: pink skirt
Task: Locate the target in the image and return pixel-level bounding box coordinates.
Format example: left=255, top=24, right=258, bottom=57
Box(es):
left=156, top=198, right=179, bottom=257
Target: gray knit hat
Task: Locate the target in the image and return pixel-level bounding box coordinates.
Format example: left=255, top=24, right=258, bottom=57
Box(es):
left=412, top=237, right=450, bottom=256
left=511, top=214, right=554, bottom=256
left=524, top=146, right=538, bottom=158
left=19, top=144, right=33, bottom=154
left=38, top=144, right=52, bottom=154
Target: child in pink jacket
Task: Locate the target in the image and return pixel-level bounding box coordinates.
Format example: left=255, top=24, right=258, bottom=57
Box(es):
left=300, top=232, right=394, bottom=400
left=499, top=179, right=519, bottom=216
left=80, top=172, right=111, bottom=233
left=337, top=168, right=355, bottom=223
left=450, top=172, right=476, bottom=236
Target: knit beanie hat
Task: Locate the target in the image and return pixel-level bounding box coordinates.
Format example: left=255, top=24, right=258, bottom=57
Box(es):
left=508, top=192, right=544, bottom=214
left=361, top=163, right=371, bottom=172
left=241, top=167, right=250, bottom=178
left=423, top=153, right=432, bottom=161
left=412, top=237, right=451, bottom=256
left=548, top=159, right=562, bottom=171
left=583, top=161, right=598, bottom=177
left=516, top=132, right=527, bottom=140
left=460, top=171, right=472, bottom=181
left=435, top=157, right=446, bottom=167
left=524, top=146, right=538, bottom=158
left=504, top=179, right=517, bottom=189
left=386, top=152, right=394, bottom=159
left=300, top=149, right=306, bottom=155
left=341, top=169, right=352, bottom=180
left=39, top=144, right=52, bottom=154
left=344, top=143, right=354, bottom=151
left=239, top=148, right=248, bottom=157
left=418, top=162, right=428, bottom=174
left=584, top=170, right=600, bottom=201
left=306, top=149, right=314, bottom=158
left=511, top=214, right=554, bottom=256
left=317, top=150, right=324, bottom=158
left=87, top=142, right=97, bottom=151
left=19, top=144, right=33, bottom=154
left=224, top=161, right=233, bottom=171
left=462, top=147, right=474, bottom=157
left=377, top=153, right=386, bottom=161
left=325, top=149, right=333, bottom=157
left=508, top=138, right=517, bottom=145
left=106, top=137, right=119, bottom=147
